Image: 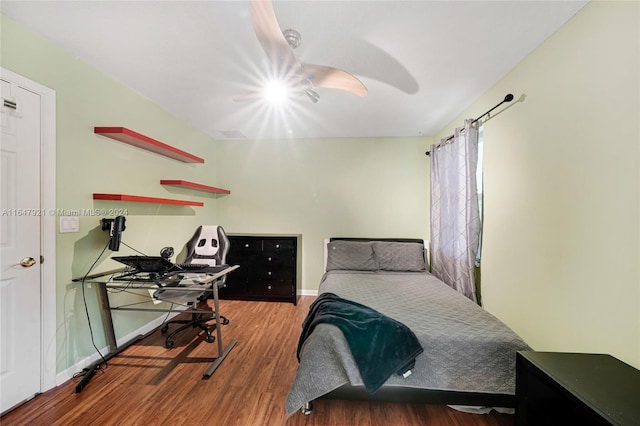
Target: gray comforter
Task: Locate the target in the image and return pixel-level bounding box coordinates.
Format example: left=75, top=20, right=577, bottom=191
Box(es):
left=285, top=270, right=531, bottom=415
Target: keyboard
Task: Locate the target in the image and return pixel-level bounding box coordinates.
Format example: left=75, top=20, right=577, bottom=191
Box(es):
left=175, top=263, right=210, bottom=270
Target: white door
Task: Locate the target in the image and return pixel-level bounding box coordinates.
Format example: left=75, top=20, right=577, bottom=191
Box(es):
left=0, top=78, right=43, bottom=412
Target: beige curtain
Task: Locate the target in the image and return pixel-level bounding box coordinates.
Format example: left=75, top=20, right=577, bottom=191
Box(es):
left=430, top=118, right=481, bottom=302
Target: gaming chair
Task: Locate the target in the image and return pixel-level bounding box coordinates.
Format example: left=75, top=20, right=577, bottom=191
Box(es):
left=157, top=225, right=231, bottom=348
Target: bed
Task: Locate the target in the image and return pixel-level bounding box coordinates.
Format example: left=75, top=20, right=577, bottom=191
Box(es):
left=285, top=238, right=531, bottom=415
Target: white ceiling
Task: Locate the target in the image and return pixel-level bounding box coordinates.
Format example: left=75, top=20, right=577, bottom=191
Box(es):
left=1, top=1, right=588, bottom=140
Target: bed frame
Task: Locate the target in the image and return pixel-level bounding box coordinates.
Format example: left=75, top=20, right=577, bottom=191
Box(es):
left=320, top=385, right=514, bottom=407
left=305, top=237, right=516, bottom=413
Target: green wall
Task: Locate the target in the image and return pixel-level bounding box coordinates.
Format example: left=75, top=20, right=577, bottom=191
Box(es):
left=435, top=1, right=640, bottom=368
left=216, top=136, right=431, bottom=292
left=1, top=15, right=223, bottom=373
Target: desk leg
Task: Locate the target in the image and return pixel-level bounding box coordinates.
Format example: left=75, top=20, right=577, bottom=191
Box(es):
left=97, top=281, right=117, bottom=352
left=75, top=282, right=145, bottom=393
left=203, top=280, right=237, bottom=378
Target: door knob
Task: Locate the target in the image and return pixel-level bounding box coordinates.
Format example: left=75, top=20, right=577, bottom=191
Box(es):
left=13, top=257, right=37, bottom=268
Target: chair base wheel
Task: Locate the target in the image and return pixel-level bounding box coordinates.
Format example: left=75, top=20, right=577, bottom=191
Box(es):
left=159, top=312, right=228, bottom=348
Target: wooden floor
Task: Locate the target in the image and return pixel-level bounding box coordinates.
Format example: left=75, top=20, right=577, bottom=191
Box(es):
left=2, top=297, right=514, bottom=426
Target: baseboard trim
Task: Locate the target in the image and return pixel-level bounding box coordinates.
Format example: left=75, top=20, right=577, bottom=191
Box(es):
left=55, top=311, right=182, bottom=386
left=298, top=289, right=318, bottom=297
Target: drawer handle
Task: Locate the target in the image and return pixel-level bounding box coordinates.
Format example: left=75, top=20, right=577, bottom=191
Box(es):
left=276, top=244, right=280, bottom=248
left=268, top=271, right=272, bottom=275
left=268, top=257, right=272, bottom=261
left=245, top=243, right=249, bottom=247
left=267, top=285, right=272, bottom=290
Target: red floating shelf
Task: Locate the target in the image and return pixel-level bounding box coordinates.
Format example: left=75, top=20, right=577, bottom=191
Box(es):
left=160, top=180, right=231, bottom=195
left=93, top=193, right=204, bottom=207
left=94, top=127, right=204, bottom=163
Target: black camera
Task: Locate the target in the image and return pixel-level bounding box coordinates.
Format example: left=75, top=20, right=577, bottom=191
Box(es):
left=101, top=216, right=126, bottom=251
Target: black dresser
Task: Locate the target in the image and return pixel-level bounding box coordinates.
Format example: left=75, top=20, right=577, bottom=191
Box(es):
left=220, top=235, right=298, bottom=305
left=516, top=351, right=640, bottom=425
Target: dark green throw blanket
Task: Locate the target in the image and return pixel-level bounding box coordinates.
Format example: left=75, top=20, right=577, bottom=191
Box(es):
left=296, top=292, right=424, bottom=394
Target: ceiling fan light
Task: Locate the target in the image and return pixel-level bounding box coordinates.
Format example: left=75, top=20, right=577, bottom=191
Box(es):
left=263, top=80, right=289, bottom=104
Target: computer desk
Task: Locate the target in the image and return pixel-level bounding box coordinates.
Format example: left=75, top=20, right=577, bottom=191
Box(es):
left=73, top=265, right=239, bottom=392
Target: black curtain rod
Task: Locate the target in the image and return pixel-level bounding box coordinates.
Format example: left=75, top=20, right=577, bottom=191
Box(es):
left=425, top=93, right=514, bottom=156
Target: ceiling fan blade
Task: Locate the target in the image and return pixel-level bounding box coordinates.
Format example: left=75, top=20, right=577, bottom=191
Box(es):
left=251, top=0, right=300, bottom=74
left=303, top=64, right=368, bottom=97
left=232, top=92, right=262, bottom=102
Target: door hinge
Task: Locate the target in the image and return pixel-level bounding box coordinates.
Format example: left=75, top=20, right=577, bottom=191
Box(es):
left=40, top=255, right=45, bottom=264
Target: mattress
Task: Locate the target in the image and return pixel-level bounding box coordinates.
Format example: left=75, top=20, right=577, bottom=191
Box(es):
left=285, top=269, right=531, bottom=415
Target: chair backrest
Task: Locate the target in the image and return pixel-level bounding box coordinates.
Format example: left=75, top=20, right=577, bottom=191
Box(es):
left=183, top=225, right=230, bottom=267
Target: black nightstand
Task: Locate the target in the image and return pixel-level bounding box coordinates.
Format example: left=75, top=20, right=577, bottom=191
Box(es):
left=516, top=351, right=640, bottom=425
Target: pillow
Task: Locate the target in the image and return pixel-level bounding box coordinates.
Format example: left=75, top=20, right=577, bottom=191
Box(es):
left=326, top=240, right=378, bottom=271
left=373, top=241, right=426, bottom=272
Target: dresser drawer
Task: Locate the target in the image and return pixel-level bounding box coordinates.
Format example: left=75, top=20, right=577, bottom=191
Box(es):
left=260, top=268, right=294, bottom=281
left=263, top=252, right=295, bottom=268
left=263, top=238, right=295, bottom=252
left=231, top=237, right=263, bottom=254
left=247, top=280, right=294, bottom=298
left=218, top=281, right=247, bottom=297
left=226, top=252, right=260, bottom=280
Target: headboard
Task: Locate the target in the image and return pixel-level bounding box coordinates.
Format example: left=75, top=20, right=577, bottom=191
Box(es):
left=323, top=238, right=429, bottom=273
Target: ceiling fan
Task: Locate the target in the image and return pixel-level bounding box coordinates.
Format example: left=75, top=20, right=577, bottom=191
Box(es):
left=235, top=0, right=368, bottom=103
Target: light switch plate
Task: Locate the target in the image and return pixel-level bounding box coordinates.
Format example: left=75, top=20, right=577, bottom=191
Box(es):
left=60, top=216, right=80, bottom=233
